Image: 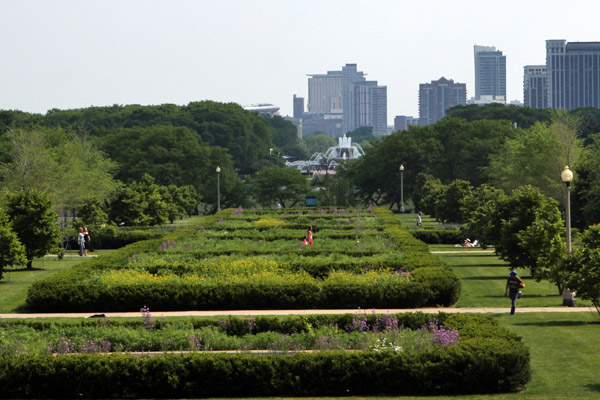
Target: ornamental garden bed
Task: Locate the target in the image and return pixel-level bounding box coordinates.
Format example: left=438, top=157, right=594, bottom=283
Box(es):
left=26, top=207, right=460, bottom=312
left=0, top=311, right=530, bottom=398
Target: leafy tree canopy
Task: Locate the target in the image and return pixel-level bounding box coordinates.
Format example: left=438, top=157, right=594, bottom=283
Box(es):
left=5, top=190, right=60, bottom=268
left=251, top=167, right=311, bottom=208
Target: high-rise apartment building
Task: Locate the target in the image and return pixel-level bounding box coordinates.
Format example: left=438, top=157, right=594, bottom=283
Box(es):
left=348, top=81, right=388, bottom=135
left=474, top=45, right=506, bottom=102
left=419, top=77, right=466, bottom=126
left=523, top=65, right=548, bottom=109
left=307, top=71, right=343, bottom=114
left=546, top=40, right=600, bottom=110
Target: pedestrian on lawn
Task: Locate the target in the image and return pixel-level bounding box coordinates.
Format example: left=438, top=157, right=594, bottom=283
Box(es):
left=504, top=270, right=525, bottom=315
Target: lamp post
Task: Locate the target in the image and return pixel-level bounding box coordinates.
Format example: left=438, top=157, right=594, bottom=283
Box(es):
left=561, top=165, right=575, bottom=306
left=216, top=166, right=221, bottom=212
left=399, top=164, right=405, bottom=213
left=269, top=148, right=273, bottom=166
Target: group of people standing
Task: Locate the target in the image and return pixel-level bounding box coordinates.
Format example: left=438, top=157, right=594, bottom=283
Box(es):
left=77, top=227, right=91, bottom=256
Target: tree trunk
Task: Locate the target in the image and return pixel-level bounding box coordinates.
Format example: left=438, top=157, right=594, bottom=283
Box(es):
left=27, top=259, right=33, bottom=269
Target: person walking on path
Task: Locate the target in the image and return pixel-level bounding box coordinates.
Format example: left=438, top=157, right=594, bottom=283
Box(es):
left=77, top=227, right=85, bottom=257
left=307, top=226, right=313, bottom=246
left=505, top=270, right=525, bottom=315
left=416, top=212, right=423, bottom=227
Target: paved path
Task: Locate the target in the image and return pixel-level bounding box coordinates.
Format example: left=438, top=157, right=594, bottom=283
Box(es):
left=1, top=307, right=596, bottom=319
left=430, top=250, right=495, bottom=254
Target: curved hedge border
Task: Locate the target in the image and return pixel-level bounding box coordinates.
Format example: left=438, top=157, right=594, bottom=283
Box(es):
left=0, top=314, right=530, bottom=398
left=26, top=208, right=460, bottom=311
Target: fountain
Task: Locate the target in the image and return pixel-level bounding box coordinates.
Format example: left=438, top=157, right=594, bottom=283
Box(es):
left=287, top=134, right=365, bottom=171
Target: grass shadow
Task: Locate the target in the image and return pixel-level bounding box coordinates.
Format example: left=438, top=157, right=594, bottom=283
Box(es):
left=453, top=264, right=508, bottom=268
left=462, top=276, right=507, bottom=280
left=585, top=384, right=600, bottom=393
left=513, top=320, right=592, bottom=327
left=6, top=267, right=45, bottom=272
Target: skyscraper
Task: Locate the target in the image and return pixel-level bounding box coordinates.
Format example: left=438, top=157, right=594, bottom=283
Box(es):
left=349, top=81, right=388, bottom=135
left=523, top=65, right=548, bottom=109
left=546, top=40, right=600, bottom=110
left=307, top=71, right=342, bottom=114
left=342, top=63, right=366, bottom=134
left=419, top=77, right=466, bottom=126
left=474, top=45, right=506, bottom=102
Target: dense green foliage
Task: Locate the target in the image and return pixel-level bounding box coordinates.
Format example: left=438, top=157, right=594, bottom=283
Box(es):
left=251, top=166, right=311, bottom=208
left=0, top=211, right=26, bottom=279
left=344, top=118, right=514, bottom=208
left=5, top=190, right=60, bottom=268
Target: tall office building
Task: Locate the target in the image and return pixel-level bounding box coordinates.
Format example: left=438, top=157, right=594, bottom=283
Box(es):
left=342, top=63, right=367, bottom=134
left=546, top=40, right=600, bottom=110
left=419, top=77, right=467, bottom=126
left=523, top=65, right=548, bottom=109
left=474, top=45, right=506, bottom=102
left=293, top=95, right=304, bottom=119
left=307, top=71, right=343, bottom=114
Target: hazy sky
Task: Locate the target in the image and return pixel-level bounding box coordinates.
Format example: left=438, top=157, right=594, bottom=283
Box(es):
left=2, top=0, right=600, bottom=124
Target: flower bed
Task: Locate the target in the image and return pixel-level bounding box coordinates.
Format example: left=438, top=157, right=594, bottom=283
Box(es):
left=0, top=312, right=530, bottom=397
left=27, top=207, right=460, bottom=311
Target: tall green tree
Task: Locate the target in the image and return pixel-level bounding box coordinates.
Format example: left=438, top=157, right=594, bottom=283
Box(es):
left=0, top=127, right=118, bottom=223
left=474, top=185, right=564, bottom=280
left=303, top=133, right=337, bottom=156
left=564, top=225, right=600, bottom=316
left=6, top=190, right=60, bottom=269
left=0, top=211, right=26, bottom=280
left=487, top=114, right=583, bottom=203
left=252, top=167, right=311, bottom=208
left=435, top=179, right=472, bottom=224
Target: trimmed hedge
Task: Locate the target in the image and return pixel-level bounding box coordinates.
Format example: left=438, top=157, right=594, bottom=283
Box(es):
left=0, top=314, right=530, bottom=398
left=0, top=346, right=529, bottom=398
left=411, top=228, right=465, bottom=245
left=27, top=208, right=461, bottom=311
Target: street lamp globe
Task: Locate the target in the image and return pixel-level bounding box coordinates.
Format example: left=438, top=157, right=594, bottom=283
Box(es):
left=399, top=164, right=405, bottom=213
left=216, top=166, right=221, bottom=174
left=399, top=164, right=404, bottom=172
left=561, top=166, right=573, bottom=185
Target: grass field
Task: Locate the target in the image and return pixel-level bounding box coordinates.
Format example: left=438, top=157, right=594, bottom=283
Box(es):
left=433, top=245, right=592, bottom=308
left=0, top=252, right=115, bottom=313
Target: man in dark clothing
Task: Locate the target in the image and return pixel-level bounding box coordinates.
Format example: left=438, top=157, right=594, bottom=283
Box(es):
left=504, top=270, right=525, bottom=315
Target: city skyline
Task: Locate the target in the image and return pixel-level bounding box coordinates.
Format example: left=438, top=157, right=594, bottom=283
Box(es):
left=1, top=0, right=600, bottom=125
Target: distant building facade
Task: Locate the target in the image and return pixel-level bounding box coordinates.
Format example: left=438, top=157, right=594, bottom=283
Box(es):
left=301, top=113, right=343, bottom=137
left=523, top=65, right=548, bottom=109
left=546, top=40, right=600, bottom=110
left=394, top=115, right=419, bottom=131
left=419, top=77, right=467, bottom=126
left=307, top=71, right=343, bottom=114
left=306, top=63, right=387, bottom=136
left=293, top=95, right=304, bottom=119
left=474, top=45, right=506, bottom=102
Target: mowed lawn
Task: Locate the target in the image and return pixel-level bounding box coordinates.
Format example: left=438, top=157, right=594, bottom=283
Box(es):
left=433, top=245, right=592, bottom=308
left=0, top=253, right=114, bottom=313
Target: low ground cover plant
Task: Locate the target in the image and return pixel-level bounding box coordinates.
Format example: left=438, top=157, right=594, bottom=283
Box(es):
left=26, top=207, right=460, bottom=311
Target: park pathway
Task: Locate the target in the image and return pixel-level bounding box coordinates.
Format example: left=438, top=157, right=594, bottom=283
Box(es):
left=0, top=306, right=596, bottom=319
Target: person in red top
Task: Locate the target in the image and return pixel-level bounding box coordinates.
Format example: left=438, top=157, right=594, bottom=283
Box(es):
left=307, top=226, right=313, bottom=246
left=504, top=270, right=525, bottom=315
